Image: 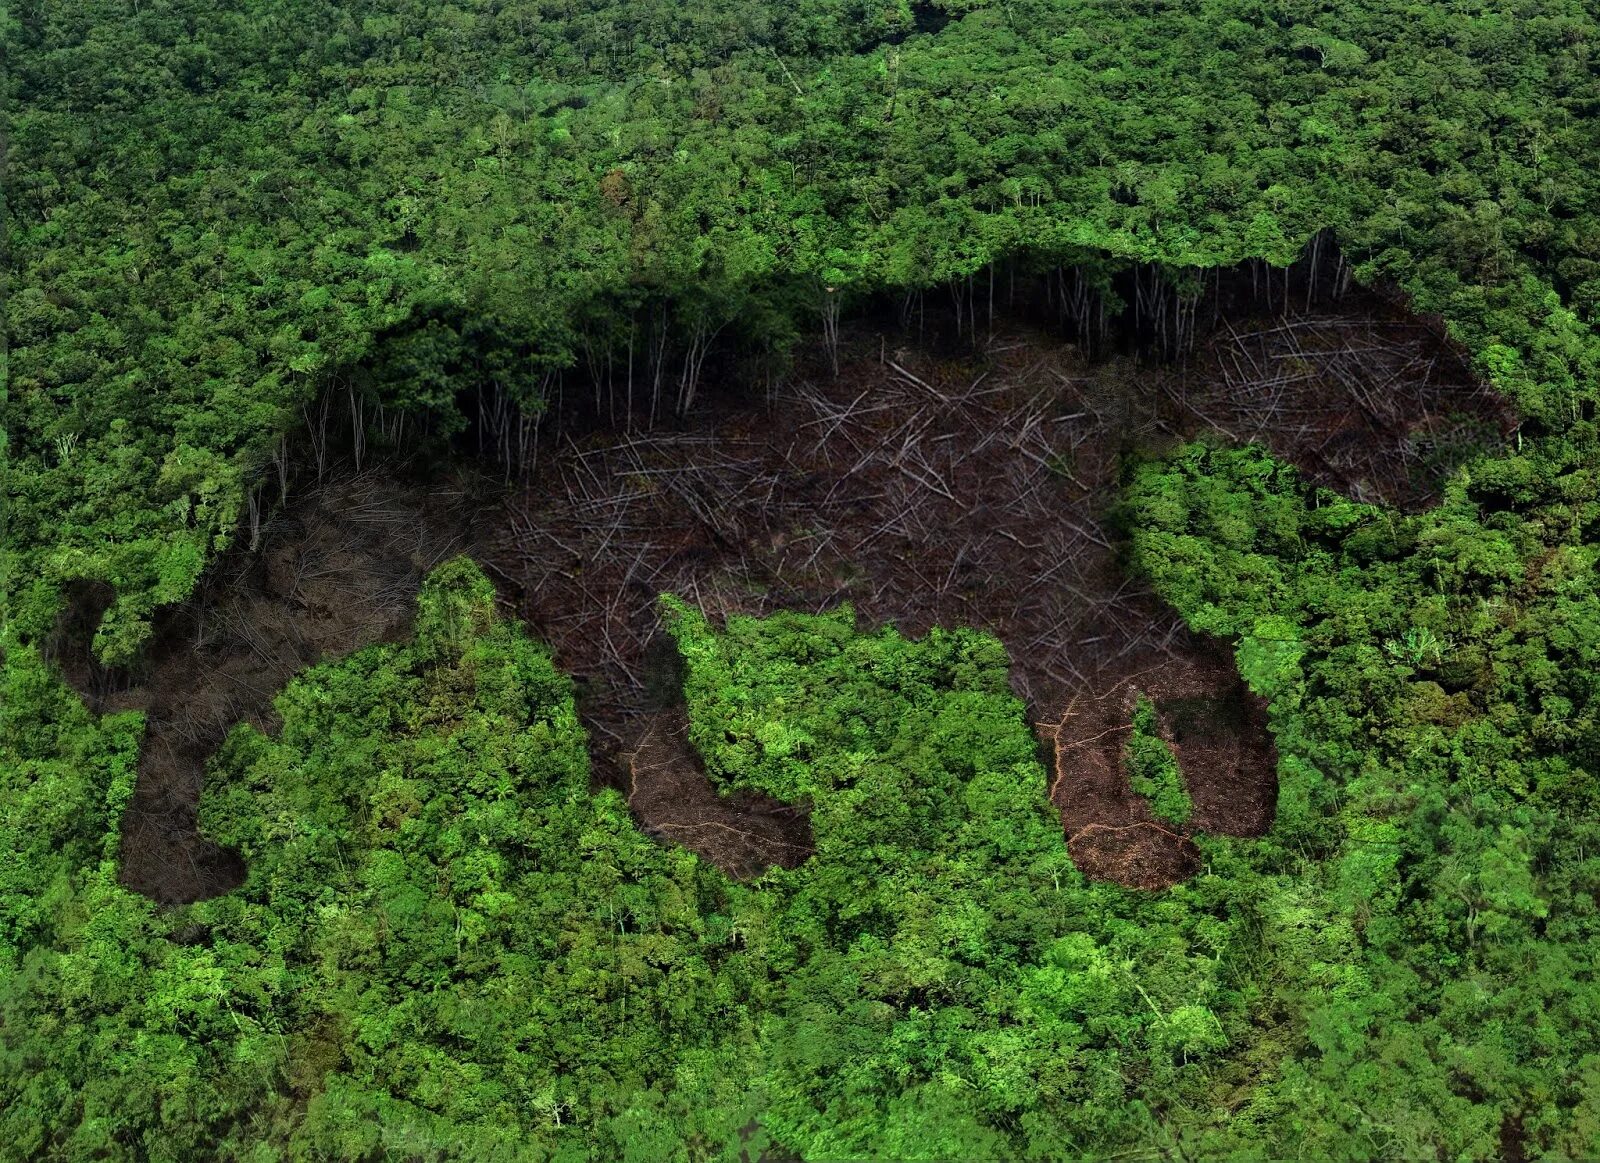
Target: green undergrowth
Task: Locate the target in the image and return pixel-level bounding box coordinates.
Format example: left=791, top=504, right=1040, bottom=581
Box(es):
left=3, top=559, right=1346, bottom=1160
left=10, top=526, right=1597, bottom=1156
left=659, top=596, right=1325, bottom=1159
left=1125, top=438, right=1600, bottom=1158
left=1126, top=694, right=1192, bottom=828
left=1, top=560, right=756, bottom=1159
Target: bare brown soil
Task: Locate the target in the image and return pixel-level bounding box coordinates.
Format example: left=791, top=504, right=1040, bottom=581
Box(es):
left=1045, top=650, right=1275, bottom=889
left=56, top=470, right=478, bottom=903
left=1068, top=823, right=1203, bottom=892
left=487, top=287, right=1505, bottom=884
left=626, top=710, right=814, bottom=880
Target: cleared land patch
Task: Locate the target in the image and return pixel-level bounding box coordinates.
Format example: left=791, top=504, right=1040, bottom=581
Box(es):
left=489, top=284, right=1504, bottom=883
left=57, top=278, right=1510, bottom=897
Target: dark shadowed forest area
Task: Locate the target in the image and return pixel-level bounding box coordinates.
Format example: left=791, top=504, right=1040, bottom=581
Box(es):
left=7, top=0, right=1600, bottom=1159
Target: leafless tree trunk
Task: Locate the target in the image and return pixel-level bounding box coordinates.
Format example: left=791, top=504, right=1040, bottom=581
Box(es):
left=649, top=303, right=670, bottom=426
left=348, top=382, right=365, bottom=471
left=676, top=317, right=727, bottom=415
left=246, top=486, right=261, bottom=552
left=626, top=317, right=637, bottom=429
left=302, top=391, right=332, bottom=485
left=821, top=289, right=842, bottom=377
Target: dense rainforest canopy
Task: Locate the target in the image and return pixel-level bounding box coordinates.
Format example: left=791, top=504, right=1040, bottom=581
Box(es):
left=7, top=0, right=1600, bottom=1158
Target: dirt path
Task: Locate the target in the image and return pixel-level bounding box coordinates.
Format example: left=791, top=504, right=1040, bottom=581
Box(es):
left=1046, top=651, right=1275, bottom=889
left=626, top=710, right=814, bottom=880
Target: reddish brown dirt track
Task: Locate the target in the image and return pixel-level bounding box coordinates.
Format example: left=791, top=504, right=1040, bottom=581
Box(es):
left=626, top=710, right=814, bottom=880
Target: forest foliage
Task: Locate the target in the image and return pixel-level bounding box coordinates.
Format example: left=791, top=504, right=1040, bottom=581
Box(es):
left=7, top=0, right=1600, bottom=655
left=2, top=562, right=1306, bottom=1159
left=9, top=550, right=1593, bottom=1157
left=1124, top=440, right=1600, bottom=1157
left=1126, top=695, right=1191, bottom=828
left=8, top=0, right=1600, bottom=1158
